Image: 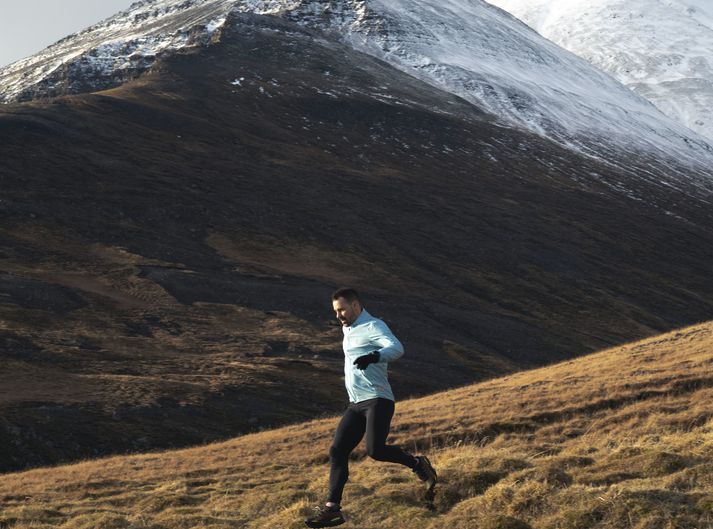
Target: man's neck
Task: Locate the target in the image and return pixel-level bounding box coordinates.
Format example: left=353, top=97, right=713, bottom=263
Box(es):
left=349, top=307, right=366, bottom=327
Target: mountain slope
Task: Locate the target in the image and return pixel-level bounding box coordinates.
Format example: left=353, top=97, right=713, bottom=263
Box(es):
left=3, top=11, right=713, bottom=474
left=487, top=0, right=713, bottom=144
left=0, top=318, right=711, bottom=528
left=2, top=0, right=713, bottom=175
left=0, top=0, right=232, bottom=103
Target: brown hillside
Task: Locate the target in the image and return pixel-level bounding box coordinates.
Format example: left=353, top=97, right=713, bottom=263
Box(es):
left=0, top=319, right=711, bottom=528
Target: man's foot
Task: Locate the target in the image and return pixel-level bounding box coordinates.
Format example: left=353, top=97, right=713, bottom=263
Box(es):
left=304, top=503, right=346, bottom=528
left=413, top=455, right=438, bottom=506
left=412, top=455, right=438, bottom=488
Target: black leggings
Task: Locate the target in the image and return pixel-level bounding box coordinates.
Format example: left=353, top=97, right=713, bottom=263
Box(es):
left=328, top=397, right=417, bottom=504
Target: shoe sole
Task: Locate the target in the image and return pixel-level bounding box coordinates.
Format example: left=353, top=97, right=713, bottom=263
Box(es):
left=305, top=515, right=346, bottom=528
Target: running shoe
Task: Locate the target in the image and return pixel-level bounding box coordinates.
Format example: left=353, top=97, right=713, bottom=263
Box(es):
left=304, top=504, right=346, bottom=528
left=413, top=455, right=438, bottom=507
left=412, top=455, right=438, bottom=488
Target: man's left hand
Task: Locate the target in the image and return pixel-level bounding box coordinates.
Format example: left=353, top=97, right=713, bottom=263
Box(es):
left=353, top=351, right=380, bottom=370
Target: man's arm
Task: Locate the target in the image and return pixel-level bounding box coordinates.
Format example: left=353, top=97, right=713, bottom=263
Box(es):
left=369, top=320, right=404, bottom=362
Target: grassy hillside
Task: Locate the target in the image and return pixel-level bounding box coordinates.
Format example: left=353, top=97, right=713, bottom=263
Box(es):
left=1, top=318, right=711, bottom=529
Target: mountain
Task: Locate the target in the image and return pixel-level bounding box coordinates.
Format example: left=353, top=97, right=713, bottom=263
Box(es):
left=2, top=0, right=713, bottom=175
left=1, top=318, right=711, bottom=528
left=2, top=3, right=713, bottom=473
left=486, top=0, right=713, bottom=144
left=0, top=0, right=230, bottom=103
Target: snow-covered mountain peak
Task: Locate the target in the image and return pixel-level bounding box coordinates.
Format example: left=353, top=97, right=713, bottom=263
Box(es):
left=275, top=0, right=713, bottom=171
left=2, top=0, right=713, bottom=176
left=0, top=0, right=235, bottom=104
left=487, top=0, right=713, bottom=143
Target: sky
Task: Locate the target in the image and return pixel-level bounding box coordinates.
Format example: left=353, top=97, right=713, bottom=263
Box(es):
left=0, top=0, right=135, bottom=67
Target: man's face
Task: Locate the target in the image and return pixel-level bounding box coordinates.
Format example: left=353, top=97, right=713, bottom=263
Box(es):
left=332, top=296, right=361, bottom=327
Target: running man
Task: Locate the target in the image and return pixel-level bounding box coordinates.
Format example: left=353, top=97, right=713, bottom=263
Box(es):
left=305, top=287, right=437, bottom=528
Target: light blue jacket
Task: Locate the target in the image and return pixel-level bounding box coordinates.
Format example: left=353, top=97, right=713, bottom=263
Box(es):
left=341, top=308, right=404, bottom=403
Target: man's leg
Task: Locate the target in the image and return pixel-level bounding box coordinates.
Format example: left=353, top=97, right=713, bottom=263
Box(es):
left=327, top=404, right=367, bottom=505
left=364, top=398, right=418, bottom=468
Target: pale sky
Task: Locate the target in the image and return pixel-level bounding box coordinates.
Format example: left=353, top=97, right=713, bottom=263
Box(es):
left=0, top=1, right=135, bottom=67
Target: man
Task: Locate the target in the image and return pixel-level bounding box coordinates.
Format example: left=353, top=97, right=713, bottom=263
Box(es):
left=305, top=287, right=438, bottom=528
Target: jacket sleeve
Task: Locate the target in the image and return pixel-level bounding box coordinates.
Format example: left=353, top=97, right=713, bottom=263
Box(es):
left=368, top=320, right=404, bottom=362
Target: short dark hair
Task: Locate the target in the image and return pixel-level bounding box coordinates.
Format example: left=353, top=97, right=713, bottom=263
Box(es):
left=332, top=287, right=361, bottom=304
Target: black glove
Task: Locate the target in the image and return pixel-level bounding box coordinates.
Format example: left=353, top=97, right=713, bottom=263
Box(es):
left=353, top=350, right=380, bottom=370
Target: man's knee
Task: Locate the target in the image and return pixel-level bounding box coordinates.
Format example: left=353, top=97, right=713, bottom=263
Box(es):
left=366, top=443, right=387, bottom=461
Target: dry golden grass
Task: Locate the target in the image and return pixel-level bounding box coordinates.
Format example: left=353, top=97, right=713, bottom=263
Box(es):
left=1, top=319, right=712, bottom=528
